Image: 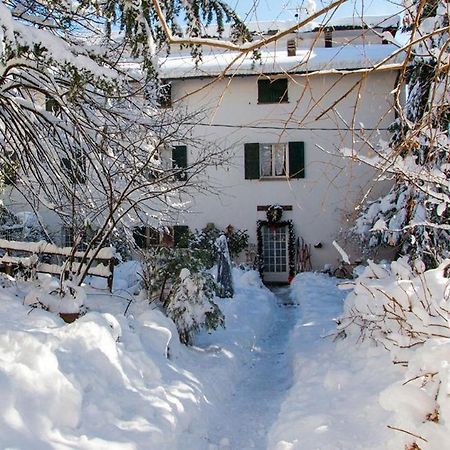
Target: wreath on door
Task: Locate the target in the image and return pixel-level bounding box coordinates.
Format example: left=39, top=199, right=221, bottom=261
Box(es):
left=266, top=204, right=283, bottom=224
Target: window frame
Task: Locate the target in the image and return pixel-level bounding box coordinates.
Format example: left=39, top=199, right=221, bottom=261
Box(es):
left=244, top=141, right=305, bottom=180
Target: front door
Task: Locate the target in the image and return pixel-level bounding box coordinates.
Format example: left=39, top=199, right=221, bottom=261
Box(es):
left=261, top=224, right=289, bottom=283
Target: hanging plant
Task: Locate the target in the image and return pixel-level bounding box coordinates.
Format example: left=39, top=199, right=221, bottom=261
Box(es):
left=266, top=205, right=283, bottom=224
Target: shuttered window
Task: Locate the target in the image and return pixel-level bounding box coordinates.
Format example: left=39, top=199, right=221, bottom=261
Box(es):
left=244, top=142, right=305, bottom=179
left=258, top=79, right=288, bottom=104
left=172, top=145, right=187, bottom=181
left=157, top=81, right=172, bottom=108
left=288, top=141, right=305, bottom=178
left=61, top=149, right=86, bottom=184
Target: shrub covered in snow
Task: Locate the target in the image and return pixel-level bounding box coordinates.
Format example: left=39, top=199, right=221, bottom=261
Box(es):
left=338, top=258, right=450, bottom=449
left=24, top=278, right=87, bottom=315
left=166, top=268, right=224, bottom=345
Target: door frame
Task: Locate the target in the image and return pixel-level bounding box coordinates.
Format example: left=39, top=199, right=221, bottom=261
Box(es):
left=256, top=220, right=295, bottom=283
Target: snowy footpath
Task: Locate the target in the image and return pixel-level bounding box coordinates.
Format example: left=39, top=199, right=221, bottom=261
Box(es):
left=0, top=267, right=407, bottom=449
left=186, top=287, right=297, bottom=450
left=268, top=273, right=403, bottom=450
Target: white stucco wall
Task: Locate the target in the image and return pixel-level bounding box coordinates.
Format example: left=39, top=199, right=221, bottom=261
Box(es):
left=168, top=70, right=398, bottom=270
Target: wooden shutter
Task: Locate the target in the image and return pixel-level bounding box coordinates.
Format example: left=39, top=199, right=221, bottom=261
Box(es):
left=288, top=142, right=305, bottom=178
left=172, top=145, right=187, bottom=181
left=244, top=143, right=260, bottom=179
left=173, top=225, right=189, bottom=248
left=258, top=79, right=288, bottom=103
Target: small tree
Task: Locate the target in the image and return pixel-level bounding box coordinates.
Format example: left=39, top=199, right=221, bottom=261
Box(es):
left=166, top=268, right=224, bottom=345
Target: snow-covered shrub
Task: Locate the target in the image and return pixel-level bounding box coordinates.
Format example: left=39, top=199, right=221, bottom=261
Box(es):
left=338, top=258, right=450, bottom=449
left=24, top=278, right=87, bottom=315
left=0, top=206, right=46, bottom=242
left=352, top=0, right=450, bottom=269
left=338, top=257, right=450, bottom=348
left=140, top=246, right=204, bottom=302
left=165, top=268, right=224, bottom=345
left=187, top=225, right=249, bottom=268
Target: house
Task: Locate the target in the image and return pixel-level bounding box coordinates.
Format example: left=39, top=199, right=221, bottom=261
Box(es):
left=0, top=14, right=403, bottom=284
left=155, top=15, right=403, bottom=282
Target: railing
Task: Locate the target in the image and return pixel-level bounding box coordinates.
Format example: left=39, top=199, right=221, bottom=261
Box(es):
left=0, top=239, right=116, bottom=291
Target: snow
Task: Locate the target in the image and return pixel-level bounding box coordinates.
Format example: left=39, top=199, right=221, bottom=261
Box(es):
left=268, top=273, right=403, bottom=450
left=1, top=257, right=448, bottom=449
left=159, top=44, right=403, bottom=79
left=0, top=265, right=277, bottom=449
left=323, top=15, right=400, bottom=29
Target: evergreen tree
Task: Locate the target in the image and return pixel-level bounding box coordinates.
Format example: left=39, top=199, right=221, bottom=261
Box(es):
left=355, top=0, right=449, bottom=268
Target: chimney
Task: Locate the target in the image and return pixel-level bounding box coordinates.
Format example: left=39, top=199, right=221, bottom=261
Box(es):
left=287, top=39, right=296, bottom=57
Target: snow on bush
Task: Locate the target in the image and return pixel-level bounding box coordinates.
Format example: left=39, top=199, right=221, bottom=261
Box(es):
left=24, top=277, right=87, bottom=314
left=338, top=258, right=450, bottom=449
left=166, top=268, right=224, bottom=345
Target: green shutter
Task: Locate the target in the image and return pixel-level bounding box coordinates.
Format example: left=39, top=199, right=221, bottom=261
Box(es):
left=258, top=79, right=288, bottom=103
left=289, top=142, right=305, bottom=178
left=173, top=225, right=189, bottom=248
left=244, top=143, right=260, bottom=179
left=172, top=145, right=187, bottom=181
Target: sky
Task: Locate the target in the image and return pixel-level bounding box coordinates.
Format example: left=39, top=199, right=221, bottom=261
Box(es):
left=231, top=0, right=403, bottom=22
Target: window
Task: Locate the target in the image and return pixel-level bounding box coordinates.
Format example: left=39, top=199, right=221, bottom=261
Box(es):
left=244, top=142, right=305, bottom=180
left=45, top=95, right=61, bottom=116
left=257, top=78, right=288, bottom=104
left=61, top=226, right=98, bottom=249
left=324, top=29, right=333, bottom=48
left=259, top=143, right=287, bottom=177
left=61, top=149, right=86, bottom=184
left=133, top=225, right=189, bottom=249
left=172, top=145, right=187, bottom=181
left=158, top=81, right=172, bottom=108
left=61, top=226, right=74, bottom=248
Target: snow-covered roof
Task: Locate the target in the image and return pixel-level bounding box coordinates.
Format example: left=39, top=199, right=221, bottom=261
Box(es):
left=159, top=44, right=403, bottom=80
left=321, top=15, right=400, bottom=29
left=203, top=15, right=400, bottom=39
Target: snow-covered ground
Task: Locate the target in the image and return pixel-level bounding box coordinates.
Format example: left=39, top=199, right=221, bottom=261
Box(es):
left=0, top=267, right=279, bottom=449
left=268, top=273, right=403, bottom=450
left=1, top=263, right=447, bottom=449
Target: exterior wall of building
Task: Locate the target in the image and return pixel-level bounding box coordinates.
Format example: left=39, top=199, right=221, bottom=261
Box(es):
left=168, top=70, right=398, bottom=270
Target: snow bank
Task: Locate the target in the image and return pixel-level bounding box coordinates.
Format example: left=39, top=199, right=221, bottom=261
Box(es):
left=0, top=265, right=276, bottom=449
left=268, top=273, right=402, bottom=450
left=338, top=259, right=450, bottom=450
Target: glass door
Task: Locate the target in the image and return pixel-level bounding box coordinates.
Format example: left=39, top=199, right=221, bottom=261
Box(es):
left=261, top=224, right=289, bottom=283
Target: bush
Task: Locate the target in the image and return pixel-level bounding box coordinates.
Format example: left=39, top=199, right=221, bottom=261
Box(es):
left=165, top=268, right=224, bottom=345
left=187, top=224, right=249, bottom=268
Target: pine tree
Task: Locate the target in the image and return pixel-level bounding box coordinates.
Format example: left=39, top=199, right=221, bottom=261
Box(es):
left=355, top=0, right=449, bottom=268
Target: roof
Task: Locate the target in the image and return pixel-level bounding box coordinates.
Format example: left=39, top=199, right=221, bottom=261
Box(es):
left=320, top=15, right=400, bottom=29
left=158, top=44, right=403, bottom=80
left=202, top=15, right=400, bottom=38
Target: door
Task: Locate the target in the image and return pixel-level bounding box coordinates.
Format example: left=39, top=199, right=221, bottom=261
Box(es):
left=261, top=224, right=289, bottom=283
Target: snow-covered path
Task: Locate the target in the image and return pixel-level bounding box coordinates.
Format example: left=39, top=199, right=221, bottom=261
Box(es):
left=188, top=287, right=297, bottom=450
